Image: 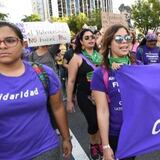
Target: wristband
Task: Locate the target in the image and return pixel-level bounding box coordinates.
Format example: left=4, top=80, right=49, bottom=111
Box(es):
left=103, top=144, right=111, bottom=149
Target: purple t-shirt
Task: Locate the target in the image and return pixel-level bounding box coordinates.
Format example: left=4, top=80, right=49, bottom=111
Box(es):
left=0, top=61, right=61, bottom=160
left=91, top=67, right=122, bottom=136
left=136, top=45, right=160, bottom=64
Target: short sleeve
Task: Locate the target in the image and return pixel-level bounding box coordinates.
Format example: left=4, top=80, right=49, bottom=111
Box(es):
left=90, top=67, right=107, bottom=93
left=42, top=65, right=61, bottom=95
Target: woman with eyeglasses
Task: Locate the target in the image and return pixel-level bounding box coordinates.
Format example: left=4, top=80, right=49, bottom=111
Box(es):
left=91, top=24, right=136, bottom=160
left=0, top=21, right=72, bottom=160
left=66, top=29, right=103, bottom=160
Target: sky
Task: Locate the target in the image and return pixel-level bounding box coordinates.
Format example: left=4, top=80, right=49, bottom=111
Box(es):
left=112, top=0, right=136, bottom=13
left=1, top=0, right=33, bottom=22
left=1, top=0, right=136, bottom=22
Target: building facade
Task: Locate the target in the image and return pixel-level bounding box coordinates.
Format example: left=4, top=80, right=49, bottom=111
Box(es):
left=56, top=0, right=113, bottom=17
left=31, top=0, right=113, bottom=20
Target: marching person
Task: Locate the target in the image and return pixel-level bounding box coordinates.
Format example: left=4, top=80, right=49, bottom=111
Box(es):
left=67, top=29, right=103, bottom=160
left=0, top=21, right=72, bottom=160
left=136, top=33, right=160, bottom=64
left=91, top=24, right=136, bottom=160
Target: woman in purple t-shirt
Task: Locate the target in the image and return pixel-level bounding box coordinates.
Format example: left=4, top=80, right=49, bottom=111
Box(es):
left=0, top=21, right=72, bottom=160
left=91, top=24, right=136, bottom=160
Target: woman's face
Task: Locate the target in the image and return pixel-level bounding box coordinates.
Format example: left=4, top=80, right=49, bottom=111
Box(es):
left=0, top=26, right=23, bottom=64
left=157, top=33, right=160, bottom=42
left=80, top=31, right=96, bottom=49
left=146, top=40, right=157, bottom=48
left=110, top=28, right=132, bottom=58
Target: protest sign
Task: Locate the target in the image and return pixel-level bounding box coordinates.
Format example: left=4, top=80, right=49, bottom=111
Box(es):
left=115, top=64, right=160, bottom=159
left=101, top=11, right=128, bottom=30
left=16, top=22, right=70, bottom=47
left=15, top=22, right=28, bottom=40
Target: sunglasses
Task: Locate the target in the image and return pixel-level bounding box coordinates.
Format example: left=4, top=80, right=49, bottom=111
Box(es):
left=114, top=35, right=133, bottom=44
left=83, top=35, right=95, bottom=40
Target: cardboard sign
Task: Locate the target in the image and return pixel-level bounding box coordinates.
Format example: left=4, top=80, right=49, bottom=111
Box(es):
left=101, top=12, right=128, bottom=30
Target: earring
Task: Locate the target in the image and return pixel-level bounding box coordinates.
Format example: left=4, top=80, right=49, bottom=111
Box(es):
left=108, top=48, right=111, bottom=58
left=82, top=45, right=85, bottom=50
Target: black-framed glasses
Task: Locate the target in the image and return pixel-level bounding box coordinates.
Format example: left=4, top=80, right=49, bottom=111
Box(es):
left=0, top=37, right=21, bottom=47
left=83, top=35, right=95, bottom=40
left=114, top=35, right=133, bottom=44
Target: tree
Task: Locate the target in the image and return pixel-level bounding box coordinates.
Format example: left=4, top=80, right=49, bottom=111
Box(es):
left=51, top=16, right=68, bottom=23
left=21, top=14, right=41, bottom=22
left=131, top=0, right=160, bottom=34
left=68, top=13, right=88, bottom=33
left=0, top=13, right=8, bottom=21
left=88, top=9, right=101, bottom=30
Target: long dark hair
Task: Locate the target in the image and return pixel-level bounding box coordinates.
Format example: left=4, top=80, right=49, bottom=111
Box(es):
left=74, top=28, right=98, bottom=54
left=101, top=24, right=135, bottom=69
left=138, top=37, right=146, bottom=48
left=0, top=21, right=23, bottom=41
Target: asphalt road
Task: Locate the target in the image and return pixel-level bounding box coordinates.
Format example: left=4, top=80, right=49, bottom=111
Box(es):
left=67, top=105, right=160, bottom=160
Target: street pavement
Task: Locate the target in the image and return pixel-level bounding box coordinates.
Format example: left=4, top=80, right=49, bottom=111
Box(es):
left=67, top=105, right=160, bottom=160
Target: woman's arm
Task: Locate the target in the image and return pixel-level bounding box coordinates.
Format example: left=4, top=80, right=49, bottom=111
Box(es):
left=49, top=91, right=72, bottom=159
left=62, top=58, right=69, bottom=69
left=66, top=54, right=81, bottom=112
left=92, top=90, right=114, bottom=160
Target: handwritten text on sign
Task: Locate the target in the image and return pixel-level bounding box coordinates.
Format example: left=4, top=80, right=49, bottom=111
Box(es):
left=23, top=22, right=70, bottom=47
left=101, top=12, right=128, bottom=29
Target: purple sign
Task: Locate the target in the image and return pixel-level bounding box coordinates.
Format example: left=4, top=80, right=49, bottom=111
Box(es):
left=15, top=22, right=27, bottom=40
left=115, top=64, right=160, bottom=159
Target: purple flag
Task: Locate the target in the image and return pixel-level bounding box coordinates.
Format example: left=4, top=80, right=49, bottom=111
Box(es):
left=115, top=64, right=160, bottom=159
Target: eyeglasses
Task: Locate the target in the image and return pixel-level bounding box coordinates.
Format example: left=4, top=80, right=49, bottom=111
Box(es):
left=83, top=35, right=95, bottom=41
left=0, top=37, right=21, bottom=47
left=114, top=35, right=133, bottom=44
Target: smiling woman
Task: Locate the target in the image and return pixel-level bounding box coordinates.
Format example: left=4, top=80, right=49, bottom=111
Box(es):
left=91, top=24, right=138, bottom=160
left=66, top=29, right=103, bottom=160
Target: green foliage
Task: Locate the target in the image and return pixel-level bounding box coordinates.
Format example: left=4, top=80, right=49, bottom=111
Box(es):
left=51, top=11, right=102, bottom=34
left=0, top=13, right=8, bottom=21
left=68, top=13, right=88, bottom=33
left=131, top=0, right=160, bottom=34
left=21, top=14, right=41, bottom=22
left=51, top=13, right=88, bottom=34
left=51, top=16, right=68, bottom=22
left=88, top=9, right=101, bottom=30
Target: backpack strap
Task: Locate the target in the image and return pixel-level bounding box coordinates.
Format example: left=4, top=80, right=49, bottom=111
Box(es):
left=102, top=66, right=108, bottom=88
left=29, top=51, right=35, bottom=62
left=30, top=62, right=49, bottom=95
left=101, top=66, right=110, bottom=103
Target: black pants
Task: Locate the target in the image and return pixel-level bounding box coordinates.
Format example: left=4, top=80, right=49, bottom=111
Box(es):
left=76, top=91, right=98, bottom=134
left=109, top=135, right=135, bottom=160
